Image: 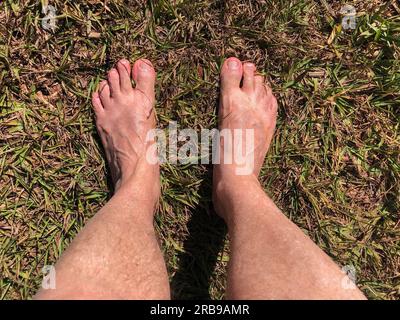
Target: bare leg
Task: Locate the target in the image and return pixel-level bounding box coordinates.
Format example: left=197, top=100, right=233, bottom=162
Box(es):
left=36, top=59, right=169, bottom=299
left=213, top=57, right=366, bottom=300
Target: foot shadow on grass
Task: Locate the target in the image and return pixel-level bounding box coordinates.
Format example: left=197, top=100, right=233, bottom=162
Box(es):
left=170, top=168, right=228, bottom=300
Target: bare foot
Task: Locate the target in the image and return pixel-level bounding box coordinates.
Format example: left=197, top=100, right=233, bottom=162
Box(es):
left=92, top=59, right=158, bottom=196
left=213, top=57, right=278, bottom=216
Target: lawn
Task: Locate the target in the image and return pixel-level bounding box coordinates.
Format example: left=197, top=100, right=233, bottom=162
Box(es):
left=0, top=0, right=399, bottom=300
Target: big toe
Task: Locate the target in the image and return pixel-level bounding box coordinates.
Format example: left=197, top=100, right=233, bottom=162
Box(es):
left=132, top=59, right=156, bottom=101
left=220, top=57, right=243, bottom=91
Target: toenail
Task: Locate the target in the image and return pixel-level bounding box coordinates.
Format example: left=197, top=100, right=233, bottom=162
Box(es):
left=227, top=59, right=240, bottom=70
left=244, top=63, right=255, bottom=70
left=139, top=61, right=152, bottom=71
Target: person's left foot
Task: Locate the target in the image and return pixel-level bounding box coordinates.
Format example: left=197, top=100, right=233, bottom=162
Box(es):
left=92, top=59, right=158, bottom=193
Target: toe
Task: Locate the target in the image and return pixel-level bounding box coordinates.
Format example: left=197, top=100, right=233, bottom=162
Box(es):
left=92, top=91, right=104, bottom=114
left=255, top=75, right=264, bottom=85
left=99, top=80, right=111, bottom=106
left=242, top=62, right=256, bottom=93
left=220, top=57, right=243, bottom=90
left=107, top=68, right=120, bottom=96
left=116, top=59, right=132, bottom=92
left=255, top=75, right=267, bottom=95
left=264, top=82, right=278, bottom=113
left=264, top=82, right=273, bottom=97
left=132, top=59, right=156, bottom=101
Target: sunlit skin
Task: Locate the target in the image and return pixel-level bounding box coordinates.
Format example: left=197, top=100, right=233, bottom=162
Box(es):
left=213, top=58, right=365, bottom=299
left=35, top=57, right=366, bottom=300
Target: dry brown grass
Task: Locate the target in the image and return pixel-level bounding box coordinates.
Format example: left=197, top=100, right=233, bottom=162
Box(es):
left=0, top=0, right=399, bottom=299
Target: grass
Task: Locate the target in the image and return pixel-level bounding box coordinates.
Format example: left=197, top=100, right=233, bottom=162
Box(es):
left=0, top=0, right=399, bottom=300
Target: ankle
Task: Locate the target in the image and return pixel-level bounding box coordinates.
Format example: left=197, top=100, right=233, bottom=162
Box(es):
left=213, top=170, right=259, bottom=193
left=115, top=168, right=160, bottom=204
left=212, top=172, right=261, bottom=218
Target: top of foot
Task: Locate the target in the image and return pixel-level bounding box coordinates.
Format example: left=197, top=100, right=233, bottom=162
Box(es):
left=91, top=58, right=158, bottom=192
left=215, top=57, right=278, bottom=180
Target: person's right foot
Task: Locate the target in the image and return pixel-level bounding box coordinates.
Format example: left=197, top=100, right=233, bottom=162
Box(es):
left=213, top=57, right=278, bottom=216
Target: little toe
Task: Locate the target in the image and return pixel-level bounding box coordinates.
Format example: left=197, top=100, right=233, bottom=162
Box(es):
left=99, top=80, right=111, bottom=106
left=92, top=91, right=104, bottom=114
left=264, top=82, right=273, bottom=97
left=255, top=75, right=264, bottom=85
left=220, top=57, right=243, bottom=90
left=116, top=59, right=132, bottom=92
left=255, top=75, right=267, bottom=95
left=242, top=62, right=256, bottom=93
left=132, top=59, right=156, bottom=102
left=264, top=82, right=278, bottom=112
